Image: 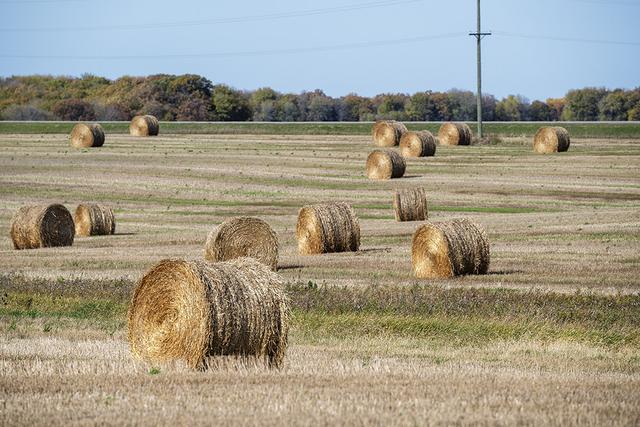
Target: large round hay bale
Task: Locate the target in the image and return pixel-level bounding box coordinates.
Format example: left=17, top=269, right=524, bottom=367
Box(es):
left=393, top=187, right=428, bottom=222
left=128, top=257, right=290, bottom=369
left=204, top=217, right=278, bottom=271
left=129, top=115, right=159, bottom=136
left=372, top=120, right=408, bottom=147
left=400, top=131, right=437, bottom=157
left=69, top=123, right=105, bottom=148
left=74, top=204, right=115, bottom=237
left=366, top=149, right=406, bottom=180
left=412, top=218, right=490, bottom=278
left=438, top=122, right=473, bottom=146
left=533, top=127, right=570, bottom=153
left=10, top=204, right=75, bottom=250
left=296, top=202, right=360, bottom=255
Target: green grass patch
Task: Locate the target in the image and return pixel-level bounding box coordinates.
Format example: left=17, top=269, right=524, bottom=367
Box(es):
left=1, top=121, right=639, bottom=139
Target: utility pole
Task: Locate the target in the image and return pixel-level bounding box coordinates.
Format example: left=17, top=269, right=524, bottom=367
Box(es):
left=469, top=0, right=491, bottom=139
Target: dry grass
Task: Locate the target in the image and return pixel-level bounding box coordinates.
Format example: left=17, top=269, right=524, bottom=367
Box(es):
left=0, top=131, right=639, bottom=424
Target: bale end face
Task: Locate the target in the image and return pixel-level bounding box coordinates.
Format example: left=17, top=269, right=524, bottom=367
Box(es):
left=204, top=217, right=278, bottom=271
left=128, top=258, right=290, bottom=370
left=366, top=149, right=406, bottom=180
left=533, top=127, right=570, bottom=154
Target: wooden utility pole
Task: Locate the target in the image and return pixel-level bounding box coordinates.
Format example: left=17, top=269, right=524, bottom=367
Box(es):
left=469, top=0, right=491, bottom=138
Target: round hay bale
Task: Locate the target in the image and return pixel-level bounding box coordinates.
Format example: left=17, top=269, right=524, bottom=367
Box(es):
left=412, top=218, right=490, bottom=278
left=366, top=149, right=406, bottom=180
left=69, top=123, right=105, bottom=148
left=438, top=122, right=473, bottom=146
left=399, top=131, right=437, bottom=157
left=128, top=257, right=290, bottom=370
left=129, top=115, right=159, bottom=136
left=533, top=127, right=570, bottom=154
left=204, top=217, right=278, bottom=271
left=296, top=202, right=360, bottom=255
left=393, top=187, right=428, bottom=222
left=74, top=204, right=116, bottom=237
left=10, top=204, right=75, bottom=250
left=372, top=120, right=408, bottom=147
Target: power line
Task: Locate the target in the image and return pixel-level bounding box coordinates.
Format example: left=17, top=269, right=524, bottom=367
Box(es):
left=0, top=32, right=466, bottom=60
left=0, top=0, right=423, bottom=32
left=494, top=31, right=640, bottom=46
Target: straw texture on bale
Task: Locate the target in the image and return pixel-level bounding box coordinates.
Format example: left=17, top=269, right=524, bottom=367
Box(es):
left=438, top=122, right=473, bottom=146
left=533, top=127, right=570, bottom=154
left=393, top=188, right=428, bottom=222
left=10, top=204, right=75, bottom=250
left=372, top=120, right=408, bottom=147
left=129, top=115, right=159, bottom=136
left=204, top=217, right=278, bottom=271
left=74, top=204, right=115, bottom=237
left=366, top=149, right=406, bottom=180
left=69, top=123, right=105, bottom=148
left=128, top=257, right=290, bottom=370
left=412, top=218, right=490, bottom=278
left=399, top=131, right=437, bottom=157
left=296, top=202, right=360, bottom=255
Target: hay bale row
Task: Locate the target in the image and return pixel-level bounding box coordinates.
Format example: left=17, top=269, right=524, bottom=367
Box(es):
left=400, top=131, right=436, bottom=158
left=438, top=122, right=473, bottom=146
left=412, top=218, right=490, bottom=278
left=74, top=203, right=116, bottom=237
left=10, top=204, right=75, bottom=250
left=372, top=120, right=408, bottom=147
left=130, top=115, right=159, bottom=137
left=296, top=202, right=360, bottom=255
left=127, top=257, right=289, bottom=370
left=533, top=126, right=570, bottom=153
left=366, top=149, right=406, bottom=180
left=70, top=123, right=105, bottom=148
left=205, top=217, right=278, bottom=271
left=393, top=188, right=428, bottom=222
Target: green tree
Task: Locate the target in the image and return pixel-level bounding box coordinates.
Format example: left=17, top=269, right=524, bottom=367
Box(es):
left=563, top=88, right=608, bottom=121
left=495, top=95, right=529, bottom=121
left=599, top=90, right=639, bottom=121
left=529, top=100, right=551, bottom=121
left=210, top=85, right=251, bottom=121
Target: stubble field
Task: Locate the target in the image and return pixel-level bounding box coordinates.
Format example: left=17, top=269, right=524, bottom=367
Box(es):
left=1, top=130, right=639, bottom=425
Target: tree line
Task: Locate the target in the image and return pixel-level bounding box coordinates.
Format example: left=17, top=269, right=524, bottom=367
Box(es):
left=1, top=74, right=638, bottom=122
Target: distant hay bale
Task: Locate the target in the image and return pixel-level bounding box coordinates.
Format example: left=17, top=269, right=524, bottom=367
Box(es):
left=129, top=115, right=159, bottom=136
left=128, top=257, right=290, bottom=370
left=372, top=120, right=408, bottom=147
left=74, top=204, right=115, bottom=237
left=10, top=204, right=75, bottom=250
left=69, top=123, right=105, bottom=148
left=400, top=131, right=437, bottom=157
left=204, top=217, right=278, bottom=271
left=366, top=149, right=406, bottom=180
left=438, top=122, right=473, bottom=146
left=393, top=188, right=428, bottom=222
left=533, top=127, right=570, bottom=153
left=296, top=202, right=360, bottom=255
left=412, top=218, right=490, bottom=278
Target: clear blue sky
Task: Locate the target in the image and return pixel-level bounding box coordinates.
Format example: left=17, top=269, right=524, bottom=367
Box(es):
left=0, top=0, right=638, bottom=100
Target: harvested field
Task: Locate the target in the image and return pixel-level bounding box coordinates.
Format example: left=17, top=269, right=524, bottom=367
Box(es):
left=1, top=130, right=639, bottom=425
